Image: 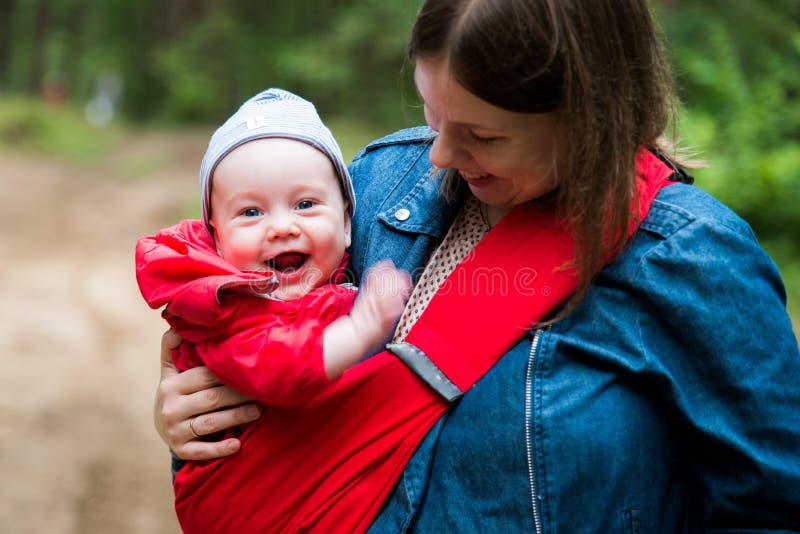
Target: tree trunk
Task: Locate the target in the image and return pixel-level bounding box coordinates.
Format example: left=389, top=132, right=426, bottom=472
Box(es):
left=28, top=0, right=49, bottom=94
left=62, top=3, right=84, bottom=98
left=0, top=0, right=15, bottom=88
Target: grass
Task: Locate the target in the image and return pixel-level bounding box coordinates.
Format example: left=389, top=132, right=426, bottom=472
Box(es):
left=0, top=93, right=120, bottom=161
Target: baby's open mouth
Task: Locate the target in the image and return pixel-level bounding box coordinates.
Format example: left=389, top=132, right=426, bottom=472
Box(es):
left=267, top=252, right=308, bottom=273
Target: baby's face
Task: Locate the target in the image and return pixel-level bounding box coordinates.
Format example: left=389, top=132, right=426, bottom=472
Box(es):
left=209, top=138, right=351, bottom=300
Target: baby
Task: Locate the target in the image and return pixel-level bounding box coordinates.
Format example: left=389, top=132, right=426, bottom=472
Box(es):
left=137, top=88, right=411, bottom=405
left=136, top=89, right=415, bottom=531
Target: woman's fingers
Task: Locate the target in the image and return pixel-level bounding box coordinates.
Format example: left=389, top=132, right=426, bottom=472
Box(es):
left=185, top=402, right=262, bottom=439
left=159, top=328, right=182, bottom=380
left=159, top=330, right=246, bottom=403
left=162, top=364, right=223, bottom=396
left=157, top=375, right=260, bottom=445
left=176, top=437, right=242, bottom=462
left=155, top=328, right=262, bottom=460
left=172, top=403, right=262, bottom=461
left=155, top=329, right=186, bottom=445
left=155, top=329, right=261, bottom=452
left=165, top=368, right=251, bottom=411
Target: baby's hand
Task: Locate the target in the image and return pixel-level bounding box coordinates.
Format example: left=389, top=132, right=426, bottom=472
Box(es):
left=350, top=261, right=413, bottom=342
left=323, top=261, right=412, bottom=379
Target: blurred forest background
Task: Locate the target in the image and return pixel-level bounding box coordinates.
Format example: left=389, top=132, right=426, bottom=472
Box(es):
left=0, top=1, right=797, bottom=532
left=0, top=0, right=798, bottom=310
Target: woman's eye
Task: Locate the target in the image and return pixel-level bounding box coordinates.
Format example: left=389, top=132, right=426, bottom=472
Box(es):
left=423, top=104, right=440, bottom=132
left=297, top=200, right=314, bottom=210
left=469, top=131, right=498, bottom=145
left=242, top=208, right=262, bottom=217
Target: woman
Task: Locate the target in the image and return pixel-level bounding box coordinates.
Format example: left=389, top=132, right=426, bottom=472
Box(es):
left=154, top=0, right=800, bottom=531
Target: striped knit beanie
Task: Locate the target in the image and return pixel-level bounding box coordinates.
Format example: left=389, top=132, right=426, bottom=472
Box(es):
left=199, top=88, right=355, bottom=233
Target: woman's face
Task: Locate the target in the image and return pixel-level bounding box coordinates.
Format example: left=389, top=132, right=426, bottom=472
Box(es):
left=414, top=57, right=566, bottom=211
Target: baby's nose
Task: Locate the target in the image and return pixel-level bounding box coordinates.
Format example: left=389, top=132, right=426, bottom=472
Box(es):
left=266, top=212, right=300, bottom=240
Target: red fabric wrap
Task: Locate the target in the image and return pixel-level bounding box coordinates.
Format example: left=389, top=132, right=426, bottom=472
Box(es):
left=139, top=151, right=674, bottom=533
left=408, top=149, right=675, bottom=392
left=405, top=202, right=576, bottom=392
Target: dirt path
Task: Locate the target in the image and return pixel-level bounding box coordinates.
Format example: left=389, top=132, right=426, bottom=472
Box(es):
left=0, top=130, right=209, bottom=533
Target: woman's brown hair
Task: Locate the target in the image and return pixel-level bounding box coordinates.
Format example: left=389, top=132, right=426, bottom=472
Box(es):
left=408, top=0, right=681, bottom=320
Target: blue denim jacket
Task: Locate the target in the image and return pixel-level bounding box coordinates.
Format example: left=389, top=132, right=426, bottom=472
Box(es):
left=351, top=127, right=800, bottom=533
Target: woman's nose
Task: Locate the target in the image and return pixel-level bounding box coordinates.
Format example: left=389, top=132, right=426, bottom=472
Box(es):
left=428, top=125, right=467, bottom=170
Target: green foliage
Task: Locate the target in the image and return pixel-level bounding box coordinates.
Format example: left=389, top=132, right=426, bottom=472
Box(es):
left=149, top=0, right=421, bottom=126
left=274, top=0, right=422, bottom=124
left=0, top=0, right=423, bottom=126
left=153, top=9, right=244, bottom=122
left=659, top=0, right=800, bottom=249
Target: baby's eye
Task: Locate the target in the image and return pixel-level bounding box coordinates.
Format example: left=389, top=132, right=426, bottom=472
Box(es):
left=241, top=208, right=262, bottom=217
left=296, top=200, right=315, bottom=210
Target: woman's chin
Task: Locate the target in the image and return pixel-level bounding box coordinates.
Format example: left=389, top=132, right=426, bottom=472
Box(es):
left=466, top=182, right=507, bottom=208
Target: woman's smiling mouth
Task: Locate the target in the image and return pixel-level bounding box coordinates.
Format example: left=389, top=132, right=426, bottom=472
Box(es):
left=460, top=170, right=496, bottom=188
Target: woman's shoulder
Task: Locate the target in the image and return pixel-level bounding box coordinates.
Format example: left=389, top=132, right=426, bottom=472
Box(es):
left=354, top=126, right=435, bottom=157
left=637, top=182, right=758, bottom=247
left=349, top=126, right=436, bottom=194
left=348, top=126, right=444, bottom=213
left=611, top=182, right=785, bottom=309
left=622, top=182, right=789, bottom=316
left=589, top=182, right=796, bottom=366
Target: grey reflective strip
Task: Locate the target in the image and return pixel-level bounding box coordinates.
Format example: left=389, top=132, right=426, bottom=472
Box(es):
left=386, top=342, right=463, bottom=402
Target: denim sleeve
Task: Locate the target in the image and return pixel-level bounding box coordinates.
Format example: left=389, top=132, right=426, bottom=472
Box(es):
left=637, top=215, right=800, bottom=530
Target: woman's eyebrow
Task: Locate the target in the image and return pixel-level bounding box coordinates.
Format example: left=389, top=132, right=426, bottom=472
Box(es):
left=424, top=99, right=502, bottom=131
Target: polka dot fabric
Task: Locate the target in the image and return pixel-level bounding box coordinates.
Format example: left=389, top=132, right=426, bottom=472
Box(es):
left=393, top=195, right=490, bottom=342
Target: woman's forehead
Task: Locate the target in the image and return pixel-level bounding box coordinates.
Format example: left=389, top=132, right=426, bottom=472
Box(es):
left=414, top=57, right=551, bottom=133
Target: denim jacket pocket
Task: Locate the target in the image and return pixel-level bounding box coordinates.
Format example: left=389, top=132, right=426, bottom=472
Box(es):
left=621, top=506, right=640, bottom=534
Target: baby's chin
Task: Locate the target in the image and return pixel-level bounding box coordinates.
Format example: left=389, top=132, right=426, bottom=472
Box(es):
left=238, top=260, right=338, bottom=301
left=270, top=274, right=323, bottom=301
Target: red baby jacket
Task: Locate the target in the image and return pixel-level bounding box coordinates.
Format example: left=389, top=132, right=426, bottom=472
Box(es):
left=135, top=220, right=445, bottom=533
left=136, top=219, right=356, bottom=406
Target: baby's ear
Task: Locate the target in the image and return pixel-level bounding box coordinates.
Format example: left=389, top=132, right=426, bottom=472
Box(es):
left=343, top=212, right=352, bottom=248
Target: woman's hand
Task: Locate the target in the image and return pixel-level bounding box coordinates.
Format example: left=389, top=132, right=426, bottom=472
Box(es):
left=155, top=329, right=262, bottom=460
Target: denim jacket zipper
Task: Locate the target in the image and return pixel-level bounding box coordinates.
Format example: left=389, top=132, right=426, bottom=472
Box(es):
left=525, top=330, right=543, bottom=534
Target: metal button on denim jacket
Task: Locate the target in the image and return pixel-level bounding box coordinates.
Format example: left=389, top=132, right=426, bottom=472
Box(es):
left=352, top=128, right=800, bottom=533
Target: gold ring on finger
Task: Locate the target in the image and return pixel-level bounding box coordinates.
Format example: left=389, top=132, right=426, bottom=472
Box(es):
left=188, top=416, right=201, bottom=439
